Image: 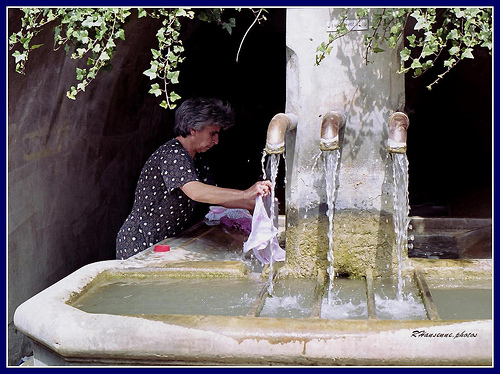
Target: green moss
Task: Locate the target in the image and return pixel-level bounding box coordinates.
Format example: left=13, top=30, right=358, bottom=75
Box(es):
left=283, top=210, right=400, bottom=278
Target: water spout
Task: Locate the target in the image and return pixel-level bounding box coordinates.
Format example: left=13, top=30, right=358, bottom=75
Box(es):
left=261, top=112, right=296, bottom=293
left=264, top=113, right=298, bottom=154
left=387, top=112, right=409, bottom=153
left=319, top=111, right=344, bottom=302
left=319, top=111, right=345, bottom=151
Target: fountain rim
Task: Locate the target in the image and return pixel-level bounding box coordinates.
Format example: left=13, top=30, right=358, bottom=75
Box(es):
left=13, top=253, right=492, bottom=365
left=13, top=220, right=492, bottom=366
left=14, top=265, right=492, bottom=365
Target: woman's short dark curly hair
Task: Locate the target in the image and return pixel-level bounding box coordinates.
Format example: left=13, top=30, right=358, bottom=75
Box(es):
left=174, top=97, right=235, bottom=137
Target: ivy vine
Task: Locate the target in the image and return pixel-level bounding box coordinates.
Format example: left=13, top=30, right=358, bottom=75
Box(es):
left=9, top=7, right=258, bottom=109
left=10, top=8, right=492, bottom=106
left=315, top=8, right=492, bottom=90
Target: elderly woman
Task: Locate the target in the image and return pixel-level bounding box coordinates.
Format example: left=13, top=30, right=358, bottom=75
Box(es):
left=116, top=97, right=271, bottom=259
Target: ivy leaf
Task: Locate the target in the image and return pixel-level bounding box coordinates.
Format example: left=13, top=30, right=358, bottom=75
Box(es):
left=100, top=51, right=110, bottom=61
left=461, top=48, right=474, bottom=59
left=413, top=16, right=428, bottom=31
left=75, top=48, right=86, bottom=57
left=175, top=8, right=189, bottom=17
left=411, top=59, right=422, bottom=69
left=481, top=40, right=492, bottom=50
left=406, top=34, right=416, bottom=47
left=390, top=25, right=400, bottom=34
left=421, top=44, right=434, bottom=58
left=454, top=9, right=465, bottom=18
left=170, top=91, right=181, bottom=102
left=151, top=49, right=161, bottom=59
left=400, top=47, right=411, bottom=61
left=115, top=29, right=125, bottom=41
left=446, top=29, right=459, bottom=40
left=422, top=60, right=433, bottom=69
left=143, top=66, right=157, bottom=80
left=167, top=51, right=177, bottom=63
left=221, top=18, right=236, bottom=34
left=148, top=83, right=162, bottom=97
left=66, top=86, right=77, bottom=100
left=76, top=67, right=86, bottom=80
left=167, top=70, right=180, bottom=84
left=87, top=68, right=96, bottom=79
left=12, top=50, right=26, bottom=63
left=82, top=16, right=95, bottom=28
left=444, top=57, right=456, bottom=67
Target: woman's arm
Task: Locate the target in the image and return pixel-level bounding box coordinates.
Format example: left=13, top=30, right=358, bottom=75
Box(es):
left=181, top=180, right=271, bottom=211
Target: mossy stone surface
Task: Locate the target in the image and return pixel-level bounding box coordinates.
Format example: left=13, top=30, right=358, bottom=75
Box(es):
left=283, top=209, right=401, bottom=278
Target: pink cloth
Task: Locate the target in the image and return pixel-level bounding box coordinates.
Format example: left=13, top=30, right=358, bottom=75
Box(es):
left=220, top=215, right=252, bottom=235
left=205, top=206, right=253, bottom=234
left=243, top=195, right=285, bottom=264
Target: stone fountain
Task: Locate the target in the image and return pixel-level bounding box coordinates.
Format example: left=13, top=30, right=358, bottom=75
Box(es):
left=13, top=8, right=492, bottom=366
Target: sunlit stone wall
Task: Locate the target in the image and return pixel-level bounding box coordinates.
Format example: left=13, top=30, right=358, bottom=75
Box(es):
left=282, top=8, right=405, bottom=277
left=7, top=11, right=170, bottom=364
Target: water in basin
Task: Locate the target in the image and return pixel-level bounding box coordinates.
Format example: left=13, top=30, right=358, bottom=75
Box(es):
left=259, top=278, right=316, bottom=318
left=373, top=276, right=427, bottom=320
left=70, top=274, right=264, bottom=317
left=321, top=278, right=368, bottom=319
left=430, top=288, right=492, bottom=320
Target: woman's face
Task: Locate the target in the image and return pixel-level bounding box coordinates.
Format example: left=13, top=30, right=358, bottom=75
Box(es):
left=191, top=124, right=221, bottom=153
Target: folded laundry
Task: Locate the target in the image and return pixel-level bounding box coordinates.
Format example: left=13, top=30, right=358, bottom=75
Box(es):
left=205, top=206, right=252, bottom=234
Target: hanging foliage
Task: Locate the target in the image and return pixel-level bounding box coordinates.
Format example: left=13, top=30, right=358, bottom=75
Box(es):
left=10, top=8, right=491, bottom=107
left=8, top=7, right=260, bottom=109
left=315, top=8, right=492, bottom=90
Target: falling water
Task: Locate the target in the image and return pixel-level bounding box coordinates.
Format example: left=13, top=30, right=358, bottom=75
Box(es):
left=323, top=149, right=341, bottom=303
left=261, top=151, right=281, bottom=295
left=311, top=150, right=322, bottom=170
left=261, top=150, right=268, bottom=179
left=391, top=153, right=410, bottom=300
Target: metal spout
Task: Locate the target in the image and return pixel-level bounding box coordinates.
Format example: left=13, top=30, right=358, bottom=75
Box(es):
left=387, top=112, right=410, bottom=154
left=319, top=111, right=345, bottom=151
left=265, top=113, right=298, bottom=154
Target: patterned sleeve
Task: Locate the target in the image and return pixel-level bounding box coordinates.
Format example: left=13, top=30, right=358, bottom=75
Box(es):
left=160, top=145, right=199, bottom=192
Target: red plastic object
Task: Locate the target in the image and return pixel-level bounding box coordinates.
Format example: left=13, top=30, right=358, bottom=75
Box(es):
left=154, top=245, right=170, bottom=252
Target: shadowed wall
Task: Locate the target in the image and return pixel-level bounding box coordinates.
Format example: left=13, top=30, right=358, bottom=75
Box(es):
left=7, top=8, right=286, bottom=364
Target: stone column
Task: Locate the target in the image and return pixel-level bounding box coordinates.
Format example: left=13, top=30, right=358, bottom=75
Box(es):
left=281, top=8, right=405, bottom=278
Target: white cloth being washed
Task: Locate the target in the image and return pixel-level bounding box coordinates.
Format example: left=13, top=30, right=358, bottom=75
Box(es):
left=243, top=194, right=285, bottom=264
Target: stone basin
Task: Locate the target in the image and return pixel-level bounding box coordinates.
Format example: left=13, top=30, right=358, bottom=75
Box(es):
left=408, top=217, right=492, bottom=260
left=13, top=219, right=492, bottom=366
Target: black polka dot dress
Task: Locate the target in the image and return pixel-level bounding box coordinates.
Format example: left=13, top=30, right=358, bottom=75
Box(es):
left=116, top=139, right=212, bottom=259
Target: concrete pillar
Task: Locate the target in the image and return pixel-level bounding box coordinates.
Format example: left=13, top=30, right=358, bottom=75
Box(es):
left=282, top=8, right=405, bottom=278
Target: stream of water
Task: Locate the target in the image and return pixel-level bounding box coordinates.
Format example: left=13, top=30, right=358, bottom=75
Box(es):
left=262, top=151, right=282, bottom=295
left=391, top=153, right=410, bottom=300
left=324, top=149, right=341, bottom=303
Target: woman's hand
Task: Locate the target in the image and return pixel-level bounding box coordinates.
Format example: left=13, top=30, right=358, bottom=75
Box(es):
left=241, top=180, right=272, bottom=211
left=246, top=180, right=272, bottom=199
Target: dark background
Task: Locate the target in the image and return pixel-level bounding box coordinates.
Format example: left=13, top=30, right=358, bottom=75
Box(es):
left=178, top=8, right=492, bottom=218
